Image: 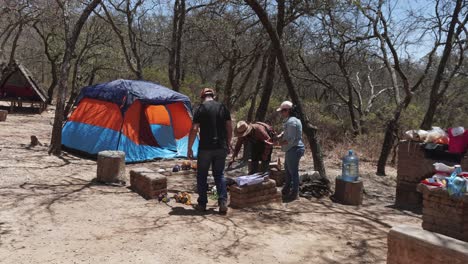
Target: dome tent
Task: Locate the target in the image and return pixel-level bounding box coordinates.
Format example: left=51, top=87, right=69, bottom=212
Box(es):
left=62, top=79, right=198, bottom=162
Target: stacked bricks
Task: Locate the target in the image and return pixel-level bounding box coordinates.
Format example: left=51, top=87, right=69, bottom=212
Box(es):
left=387, top=225, right=468, bottom=264
left=229, top=179, right=281, bottom=208
left=396, top=140, right=468, bottom=209
left=417, top=184, right=468, bottom=242
left=130, top=167, right=167, bottom=200
left=396, top=141, right=436, bottom=209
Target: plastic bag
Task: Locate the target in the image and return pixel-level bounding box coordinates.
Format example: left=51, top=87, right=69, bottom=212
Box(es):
left=404, top=130, right=428, bottom=142
left=425, top=127, right=449, bottom=144
left=446, top=166, right=466, bottom=197
left=433, top=162, right=455, bottom=174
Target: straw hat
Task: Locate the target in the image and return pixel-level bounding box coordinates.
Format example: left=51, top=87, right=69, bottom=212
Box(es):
left=235, top=121, right=253, bottom=137
left=276, top=101, right=293, bottom=112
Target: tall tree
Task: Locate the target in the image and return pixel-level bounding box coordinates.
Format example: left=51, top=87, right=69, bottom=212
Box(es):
left=357, top=0, right=439, bottom=175
left=49, top=0, right=103, bottom=155
left=244, top=0, right=328, bottom=180
left=420, top=0, right=468, bottom=129
left=254, top=0, right=285, bottom=122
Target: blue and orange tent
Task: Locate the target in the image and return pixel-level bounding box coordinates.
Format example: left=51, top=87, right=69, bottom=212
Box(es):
left=62, top=79, right=198, bottom=162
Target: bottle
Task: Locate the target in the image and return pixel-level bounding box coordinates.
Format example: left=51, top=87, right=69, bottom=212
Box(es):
left=341, top=150, right=359, bottom=182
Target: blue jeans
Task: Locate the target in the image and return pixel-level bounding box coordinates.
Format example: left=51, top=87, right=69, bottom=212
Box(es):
left=282, top=146, right=305, bottom=197
left=196, top=149, right=228, bottom=206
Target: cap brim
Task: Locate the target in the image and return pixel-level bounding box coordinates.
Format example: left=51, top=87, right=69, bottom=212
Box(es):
left=276, top=107, right=282, bottom=112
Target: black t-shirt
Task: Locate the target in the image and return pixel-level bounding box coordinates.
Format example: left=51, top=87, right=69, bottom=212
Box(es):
left=193, top=100, right=231, bottom=150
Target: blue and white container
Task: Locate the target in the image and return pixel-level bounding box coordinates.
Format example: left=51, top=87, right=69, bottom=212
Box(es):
left=341, top=150, right=359, bottom=182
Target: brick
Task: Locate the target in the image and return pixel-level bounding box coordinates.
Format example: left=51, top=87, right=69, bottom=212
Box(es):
left=230, top=187, right=277, bottom=199
left=130, top=168, right=167, bottom=200
left=230, top=197, right=282, bottom=208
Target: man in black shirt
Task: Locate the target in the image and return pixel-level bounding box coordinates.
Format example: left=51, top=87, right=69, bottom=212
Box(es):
left=188, top=88, right=232, bottom=214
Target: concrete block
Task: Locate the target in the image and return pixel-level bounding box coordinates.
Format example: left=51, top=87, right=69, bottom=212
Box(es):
left=387, top=225, right=468, bottom=264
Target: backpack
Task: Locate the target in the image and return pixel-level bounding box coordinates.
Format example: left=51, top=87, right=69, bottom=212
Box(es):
left=255, top=122, right=277, bottom=139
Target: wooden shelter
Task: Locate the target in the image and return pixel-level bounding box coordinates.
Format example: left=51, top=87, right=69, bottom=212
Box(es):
left=0, top=63, right=48, bottom=113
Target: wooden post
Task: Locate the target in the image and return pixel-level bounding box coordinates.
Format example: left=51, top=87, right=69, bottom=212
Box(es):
left=333, top=177, right=363, bottom=205
left=0, top=110, right=7, bottom=121
left=96, top=150, right=126, bottom=184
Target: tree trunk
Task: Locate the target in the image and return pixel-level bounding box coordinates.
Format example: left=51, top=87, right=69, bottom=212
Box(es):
left=247, top=53, right=268, bottom=122
left=169, top=0, right=185, bottom=91
left=254, top=0, right=285, bottom=122
left=245, top=0, right=328, bottom=181
left=232, top=53, right=261, bottom=108
left=49, top=0, right=102, bottom=156
left=223, top=56, right=237, bottom=110
left=420, top=0, right=464, bottom=130
left=255, top=46, right=277, bottom=121
left=376, top=119, right=397, bottom=175
left=46, top=62, right=58, bottom=104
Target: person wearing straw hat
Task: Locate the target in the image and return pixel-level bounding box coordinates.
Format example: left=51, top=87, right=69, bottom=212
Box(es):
left=188, top=88, right=232, bottom=214
left=275, top=101, right=305, bottom=202
left=231, top=120, right=274, bottom=174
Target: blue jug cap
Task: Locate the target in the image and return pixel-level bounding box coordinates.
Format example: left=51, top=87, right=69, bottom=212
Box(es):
left=348, top=150, right=353, bottom=155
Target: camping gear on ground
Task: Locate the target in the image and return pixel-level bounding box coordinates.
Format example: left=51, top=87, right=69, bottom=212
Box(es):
left=341, top=150, right=359, bottom=182
left=173, top=192, right=192, bottom=205
left=448, top=127, right=468, bottom=154
left=172, top=165, right=181, bottom=172
left=181, top=160, right=191, bottom=170
left=62, top=79, right=199, bottom=163
left=235, top=172, right=269, bottom=186
left=158, top=193, right=170, bottom=203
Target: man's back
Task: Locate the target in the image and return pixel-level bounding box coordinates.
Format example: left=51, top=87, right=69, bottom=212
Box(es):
left=193, top=100, right=231, bottom=150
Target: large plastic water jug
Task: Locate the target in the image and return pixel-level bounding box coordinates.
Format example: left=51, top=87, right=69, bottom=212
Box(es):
left=341, top=150, right=359, bottom=182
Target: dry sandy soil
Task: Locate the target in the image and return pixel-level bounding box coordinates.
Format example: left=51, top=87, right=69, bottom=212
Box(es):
left=0, top=109, right=422, bottom=264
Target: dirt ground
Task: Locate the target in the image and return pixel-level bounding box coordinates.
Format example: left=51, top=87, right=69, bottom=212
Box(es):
left=0, top=109, right=422, bottom=264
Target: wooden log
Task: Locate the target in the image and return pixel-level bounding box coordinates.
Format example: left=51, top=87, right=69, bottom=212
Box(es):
left=0, top=110, right=7, bottom=121
left=96, top=151, right=126, bottom=184
left=333, top=177, right=363, bottom=206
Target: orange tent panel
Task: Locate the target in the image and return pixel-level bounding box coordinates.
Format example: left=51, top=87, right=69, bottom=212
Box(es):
left=122, top=100, right=158, bottom=146
left=68, top=98, right=122, bottom=131
left=146, top=105, right=171, bottom=126
left=166, top=102, right=192, bottom=139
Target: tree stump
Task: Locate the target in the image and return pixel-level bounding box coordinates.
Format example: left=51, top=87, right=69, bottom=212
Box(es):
left=0, top=110, right=7, bottom=122
left=333, top=177, right=363, bottom=205
left=96, top=151, right=126, bottom=184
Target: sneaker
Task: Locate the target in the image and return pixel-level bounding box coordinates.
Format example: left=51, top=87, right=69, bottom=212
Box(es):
left=194, top=204, right=207, bottom=212
left=219, top=200, right=228, bottom=215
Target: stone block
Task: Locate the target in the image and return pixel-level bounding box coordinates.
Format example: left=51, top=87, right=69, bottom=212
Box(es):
left=96, top=150, right=126, bottom=184
left=387, top=225, right=468, bottom=264
left=333, top=177, right=363, bottom=206
left=0, top=110, right=7, bottom=122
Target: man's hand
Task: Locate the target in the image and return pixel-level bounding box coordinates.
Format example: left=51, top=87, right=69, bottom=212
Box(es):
left=187, top=148, right=194, bottom=160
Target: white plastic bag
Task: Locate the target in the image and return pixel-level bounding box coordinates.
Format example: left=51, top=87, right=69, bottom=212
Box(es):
left=425, top=127, right=449, bottom=144
left=433, top=162, right=455, bottom=173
